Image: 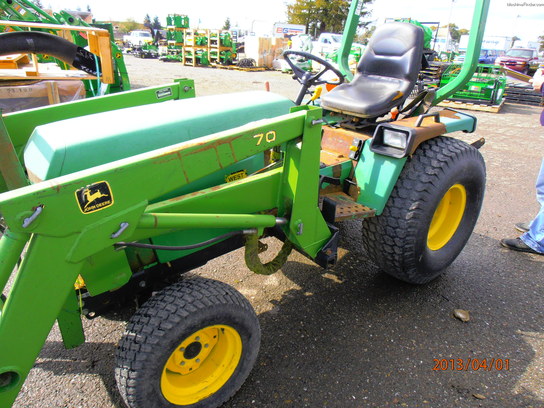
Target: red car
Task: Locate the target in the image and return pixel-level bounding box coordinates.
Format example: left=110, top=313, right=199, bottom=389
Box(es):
left=495, top=48, right=540, bottom=74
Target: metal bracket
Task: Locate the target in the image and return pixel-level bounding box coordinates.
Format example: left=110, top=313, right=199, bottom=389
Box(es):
left=22, top=206, right=43, bottom=228
left=314, top=224, right=339, bottom=268
left=349, top=137, right=364, bottom=160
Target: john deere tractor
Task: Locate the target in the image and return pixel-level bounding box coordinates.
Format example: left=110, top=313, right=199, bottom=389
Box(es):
left=0, top=1, right=490, bottom=407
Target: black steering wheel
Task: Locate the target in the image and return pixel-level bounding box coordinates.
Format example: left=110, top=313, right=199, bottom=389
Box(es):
left=283, top=50, right=345, bottom=105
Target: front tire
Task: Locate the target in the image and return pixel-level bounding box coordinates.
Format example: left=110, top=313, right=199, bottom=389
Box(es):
left=115, top=276, right=261, bottom=408
left=362, top=136, right=485, bottom=284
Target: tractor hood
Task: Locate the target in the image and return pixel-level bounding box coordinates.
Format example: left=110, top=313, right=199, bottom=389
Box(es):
left=24, top=91, right=294, bottom=183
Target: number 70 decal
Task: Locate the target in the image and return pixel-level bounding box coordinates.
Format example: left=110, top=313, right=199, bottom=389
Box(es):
left=253, top=131, right=277, bottom=145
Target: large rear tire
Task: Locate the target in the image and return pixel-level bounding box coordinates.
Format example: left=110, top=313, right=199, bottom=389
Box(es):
left=362, top=136, right=485, bottom=284
left=115, top=276, right=260, bottom=408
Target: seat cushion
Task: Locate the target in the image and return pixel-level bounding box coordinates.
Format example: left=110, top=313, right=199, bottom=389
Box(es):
left=321, top=22, right=423, bottom=118
left=322, top=75, right=409, bottom=117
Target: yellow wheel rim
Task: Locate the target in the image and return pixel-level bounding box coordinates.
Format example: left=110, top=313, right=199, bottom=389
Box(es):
left=427, top=184, right=467, bottom=251
left=161, top=325, right=242, bottom=405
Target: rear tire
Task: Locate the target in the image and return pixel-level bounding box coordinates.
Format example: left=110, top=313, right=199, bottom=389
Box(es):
left=362, top=136, right=485, bottom=284
left=115, top=276, right=260, bottom=408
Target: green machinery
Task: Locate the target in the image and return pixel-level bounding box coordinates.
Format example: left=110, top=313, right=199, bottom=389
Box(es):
left=0, top=0, right=490, bottom=407
left=0, top=0, right=130, bottom=95
left=161, top=14, right=236, bottom=65
left=439, top=63, right=506, bottom=105
left=160, top=14, right=188, bottom=62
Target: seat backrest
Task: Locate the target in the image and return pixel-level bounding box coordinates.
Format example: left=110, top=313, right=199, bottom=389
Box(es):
left=357, top=22, right=424, bottom=83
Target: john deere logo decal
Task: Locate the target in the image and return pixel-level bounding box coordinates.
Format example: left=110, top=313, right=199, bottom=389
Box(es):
left=76, top=181, right=114, bottom=214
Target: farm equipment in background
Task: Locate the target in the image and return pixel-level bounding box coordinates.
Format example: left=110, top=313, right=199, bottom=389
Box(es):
left=438, top=63, right=506, bottom=107
left=159, top=14, right=237, bottom=66
left=0, top=0, right=491, bottom=407
left=123, top=30, right=160, bottom=59
left=0, top=20, right=121, bottom=113
left=0, top=0, right=130, bottom=97
left=160, top=14, right=188, bottom=62
left=133, top=42, right=160, bottom=59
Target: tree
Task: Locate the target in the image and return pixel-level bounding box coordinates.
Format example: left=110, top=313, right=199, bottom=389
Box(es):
left=287, top=0, right=373, bottom=38
left=223, top=17, right=231, bottom=30
left=152, top=16, right=161, bottom=30
left=447, top=23, right=468, bottom=43
left=511, top=35, right=521, bottom=48
left=119, top=19, right=140, bottom=34
left=144, top=14, right=152, bottom=28
left=539, top=35, right=544, bottom=52
left=357, top=25, right=375, bottom=45
left=87, top=5, right=91, bottom=12
left=143, top=13, right=156, bottom=39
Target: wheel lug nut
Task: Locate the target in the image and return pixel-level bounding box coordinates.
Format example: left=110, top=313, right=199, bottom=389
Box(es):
left=196, top=359, right=201, bottom=363
left=204, top=344, right=209, bottom=348
left=180, top=361, right=185, bottom=366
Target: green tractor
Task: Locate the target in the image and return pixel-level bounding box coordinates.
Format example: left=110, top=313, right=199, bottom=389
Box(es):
left=0, top=0, right=490, bottom=407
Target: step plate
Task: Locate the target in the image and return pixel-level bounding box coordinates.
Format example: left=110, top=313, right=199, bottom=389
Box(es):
left=319, top=192, right=376, bottom=222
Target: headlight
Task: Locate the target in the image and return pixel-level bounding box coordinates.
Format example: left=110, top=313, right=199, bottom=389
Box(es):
left=383, top=129, right=407, bottom=149
left=370, top=124, right=414, bottom=158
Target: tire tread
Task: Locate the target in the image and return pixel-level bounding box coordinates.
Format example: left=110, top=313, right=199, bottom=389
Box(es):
left=362, top=136, right=485, bottom=284
left=115, top=276, right=258, bottom=408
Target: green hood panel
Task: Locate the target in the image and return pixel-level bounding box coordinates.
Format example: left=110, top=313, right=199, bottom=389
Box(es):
left=24, top=91, right=294, bottom=181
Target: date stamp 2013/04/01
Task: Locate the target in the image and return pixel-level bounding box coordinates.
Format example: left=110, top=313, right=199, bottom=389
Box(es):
left=433, top=358, right=510, bottom=371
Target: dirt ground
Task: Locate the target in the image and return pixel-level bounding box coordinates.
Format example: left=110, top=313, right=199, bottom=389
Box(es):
left=12, top=55, right=544, bottom=408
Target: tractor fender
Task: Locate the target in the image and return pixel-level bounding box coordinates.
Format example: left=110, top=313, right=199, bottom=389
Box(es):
left=354, top=109, right=478, bottom=215
left=354, top=141, right=407, bottom=216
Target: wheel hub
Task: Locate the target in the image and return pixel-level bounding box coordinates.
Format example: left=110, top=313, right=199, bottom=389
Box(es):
left=427, top=183, right=467, bottom=251
left=161, top=325, right=242, bottom=405
left=183, top=341, right=202, bottom=360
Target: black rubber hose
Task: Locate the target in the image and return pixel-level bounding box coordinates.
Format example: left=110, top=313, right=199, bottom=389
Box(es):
left=0, top=31, right=101, bottom=76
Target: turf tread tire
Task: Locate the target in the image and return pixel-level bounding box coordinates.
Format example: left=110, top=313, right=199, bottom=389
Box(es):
left=362, top=136, right=485, bottom=284
left=115, top=276, right=260, bottom=408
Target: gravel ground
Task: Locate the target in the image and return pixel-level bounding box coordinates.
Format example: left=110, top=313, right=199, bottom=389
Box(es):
left=11, top=55, right=544, bottom=408
left=126, top=55, right=300, bottom=100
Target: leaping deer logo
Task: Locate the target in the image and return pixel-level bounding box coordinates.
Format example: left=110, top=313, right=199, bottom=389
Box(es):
left=82, top=187, right=109, bottom=210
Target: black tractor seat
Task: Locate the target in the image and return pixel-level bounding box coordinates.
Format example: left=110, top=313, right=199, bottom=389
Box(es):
left=321, top=22, right=424, bottom=118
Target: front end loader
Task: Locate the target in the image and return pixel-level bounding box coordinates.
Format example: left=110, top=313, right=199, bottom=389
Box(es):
left=0, top=1, right=490, bottom=407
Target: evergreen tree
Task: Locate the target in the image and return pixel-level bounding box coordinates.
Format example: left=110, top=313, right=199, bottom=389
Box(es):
left=144, top=14, right=152, bottom=28
left=223, top=17, right=231, bottom=30
left=143, top=14, right=156, bottom=41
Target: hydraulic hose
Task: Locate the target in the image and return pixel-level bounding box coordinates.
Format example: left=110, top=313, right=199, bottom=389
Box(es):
left=0, top=31, right=101, bottom=76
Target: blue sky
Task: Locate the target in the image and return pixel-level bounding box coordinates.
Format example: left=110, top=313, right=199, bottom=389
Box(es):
left=43, top=0, right=543, bottom=43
